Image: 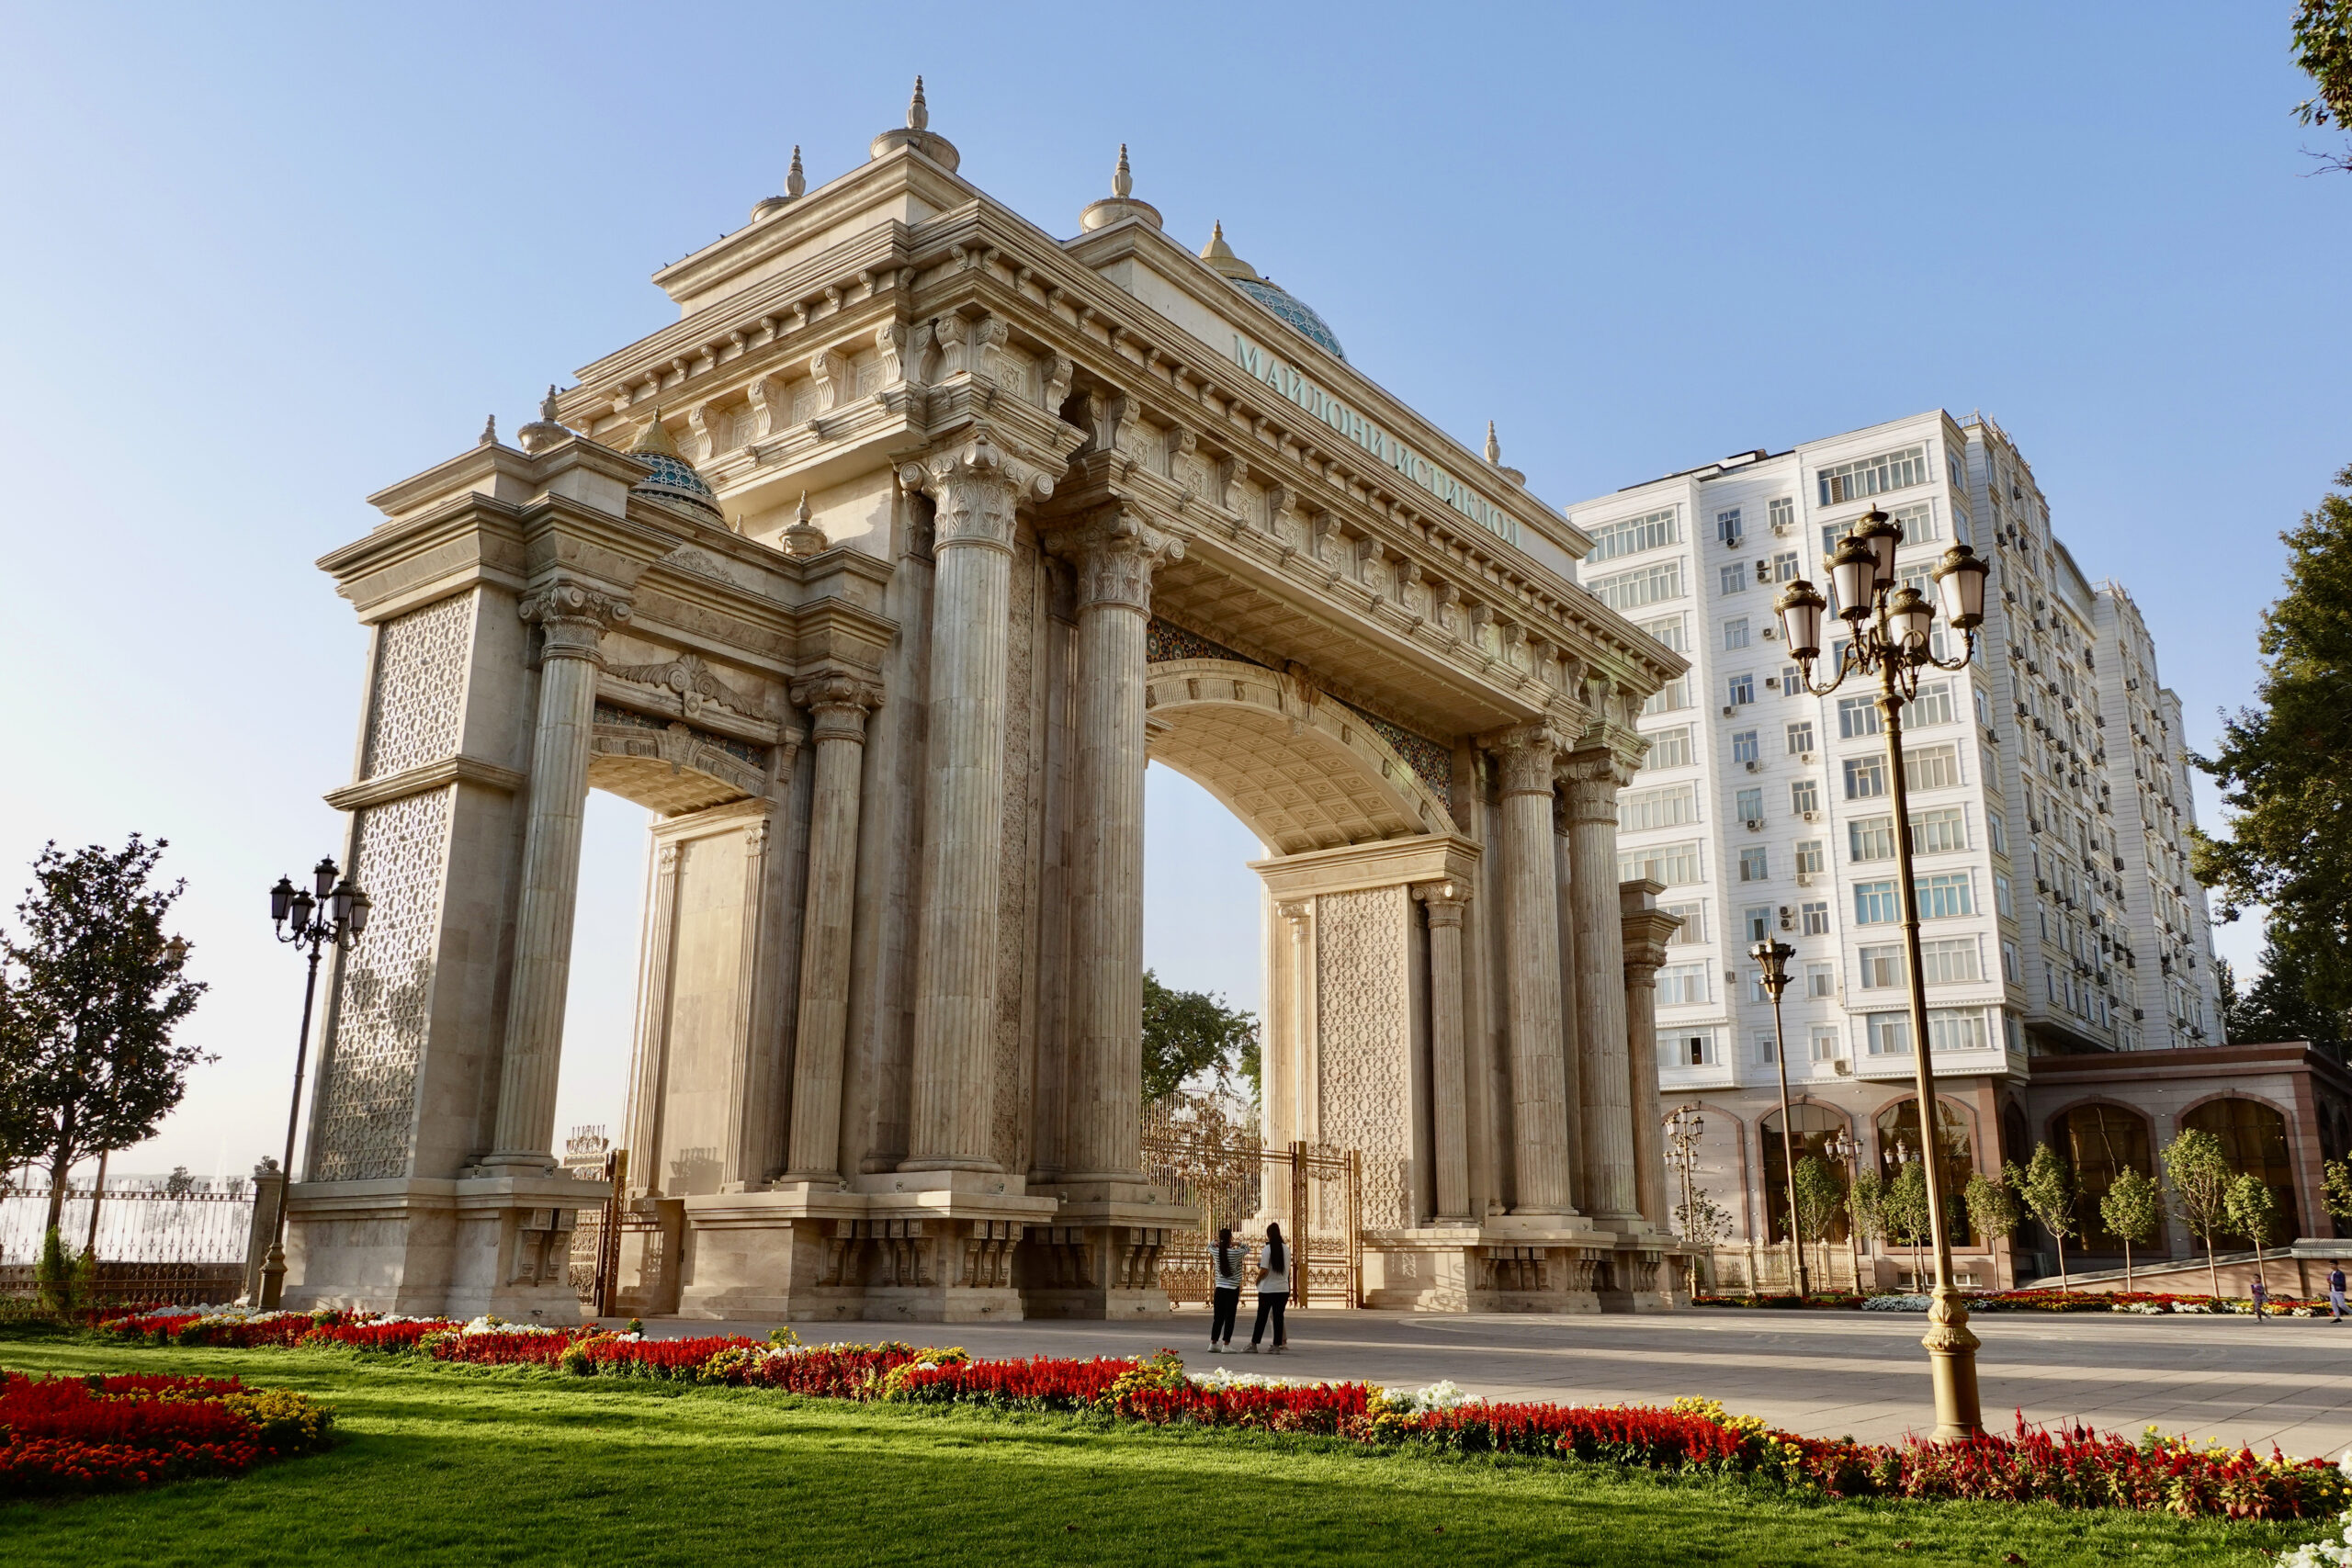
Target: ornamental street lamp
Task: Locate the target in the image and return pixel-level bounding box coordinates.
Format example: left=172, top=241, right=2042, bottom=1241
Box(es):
left=1826, top=1127, right=1863, bottom=1292
left=259, top=856, right=370, bottom=1308
left=1666, top=1104, right=1706, bottom=1297
left=1775, top=502, right=1991, bottom=1441
left=1749, top=938, right=1808, bottom=1300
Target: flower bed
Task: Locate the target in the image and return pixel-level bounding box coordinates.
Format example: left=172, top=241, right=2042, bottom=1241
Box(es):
left=84, top=1305, right=2352, bottom=1521
left=0, top=1371, right=334, bottom=1498
left=1698, top=1288, right=2335, bottom=1316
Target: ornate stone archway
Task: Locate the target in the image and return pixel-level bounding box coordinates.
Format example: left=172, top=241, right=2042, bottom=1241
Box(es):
left=285, top=94, right=1686, bottom=1323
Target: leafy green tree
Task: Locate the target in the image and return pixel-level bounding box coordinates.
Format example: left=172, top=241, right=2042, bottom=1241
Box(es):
left=1883, top=1160, right=1932, bottom=1289
left=2296, top=0, right=2352, bottom=174
left=1964, top=1169, right=2021, bottom=1284
left=2162, top=1129, right=2236, bottom=1301
left=2099, top=1165, right=2165, bottom=1294
left=2194, top=466, right=2352, bottom=1026
left=2324, top=1156, right=2352, bottom=1235
left=1671, top=1183, right=1734, bottom=1296
left=1847, top=1168, right=1886, bottom=1289
left=1791, top=1156, right=1844, bottom=1293
left=1140, top=970, right=1258, bottom=1105
left=2217, top=938, right=2347, bottom=1058
left=0, top=838, right=205, bottom=1234
left=2227, top=1173, right=2286, bottom=1303
left=2007, top=1143, right=2079, bottom=1291
left=33, top=1226, right=96, bottom=1322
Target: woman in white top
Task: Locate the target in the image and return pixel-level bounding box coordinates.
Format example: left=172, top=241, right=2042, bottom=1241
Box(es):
left=1208, top=1227, right=1242, bottom=1351
left=1245, top=1222, right=1291, bottom=1353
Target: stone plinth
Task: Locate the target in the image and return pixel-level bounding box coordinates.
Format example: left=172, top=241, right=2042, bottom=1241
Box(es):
left=284, top=1172, right=606, bottom=1324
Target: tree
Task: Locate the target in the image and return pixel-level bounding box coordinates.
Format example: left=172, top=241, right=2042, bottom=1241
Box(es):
left=1671, top=1183, right=1734, bottom=1295
left=2162, top=1129, right=2236, bottom=1301
left=2296, top=0, right=2352, bottom=175
left=2324, top=1156, right=2352, bottom=1235
left=164, top=1165, right=193, bottom=1198
left=1140, top=970, right=1258, bottom=1105
left=2100, top=1166, right=2165, bottom=1294
left=2007, top=1143, right=2079, bottom=1291
left=1791, top=1156, right=1844, bottom=1294
left=2217, top=936, right=2348, bottom=1059
left=1964, top=1169, right=2022, bottom=1284
left=1847, top=1168, right=1886, bottom=1290
left=1882, top=1160, right=1932, bottom=1288
left=2227, top=1173, right=2286, bottom=1301
left=2194, top=466, right=2352, bottom=1024
left=0, top=838, right=205, bottom=1234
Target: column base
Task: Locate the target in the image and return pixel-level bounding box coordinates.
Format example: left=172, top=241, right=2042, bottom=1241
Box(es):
left=1361, top=1218, right=1620, bottom=1314
left=1017, top=1191, right=1199, bottom=1319
left=284, top=1174, right=606, bottom=1324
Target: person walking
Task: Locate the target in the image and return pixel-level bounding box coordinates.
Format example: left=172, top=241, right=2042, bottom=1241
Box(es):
left=1246, top=1222, right=1292, bottom=1354
left=1208, top=1227, right=1242, bottom=1353
left=2329, top=1265, right=2346, bottom=1325
left=2250, top=1277, right=2267, bottom=1323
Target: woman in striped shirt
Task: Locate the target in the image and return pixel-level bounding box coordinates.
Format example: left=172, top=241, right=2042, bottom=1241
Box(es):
left=1208, top=1227, right=1241, bottom=1351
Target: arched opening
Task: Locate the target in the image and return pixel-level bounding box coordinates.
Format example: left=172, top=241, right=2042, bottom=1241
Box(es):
left=2183, top=1097, right=2301, bottom=1238
left=2052, top=1102, right=2154, bottom=1254
left=1873, top=1097, right=1976, bottom=1247
left=1759, top=1103, right=1850, bottom=1245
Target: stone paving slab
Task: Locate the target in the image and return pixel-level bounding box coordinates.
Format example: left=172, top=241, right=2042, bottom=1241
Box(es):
left=603, top=1307, right=2352, bottom=1457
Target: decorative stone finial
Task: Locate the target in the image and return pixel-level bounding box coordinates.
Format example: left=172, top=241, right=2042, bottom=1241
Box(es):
left=787, top=145, right=805, bottom=199
left=1485, top=422, right=1501, bottom=465
left=630, top=407, right=680, bottom=457
left=1113, top=144, right=1133, bottom=199
left=1198, top=220, right=1261, bottom=281
left=908, top=75, right=928, bottom=131
left=1080, top=144, right=1162, bottom=233
left=870, top=75, right=959, bottom=171
left=479, top=414, right=497, bottom=447
left=783, top=491, right=830, bottom=557
left=752, top=146, right=810, bottom=221
left=518, top=383, right=573, bottom=455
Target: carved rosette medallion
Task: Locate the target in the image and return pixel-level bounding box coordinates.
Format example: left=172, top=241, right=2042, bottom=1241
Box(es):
left=519, top=578, right=631, bottom=662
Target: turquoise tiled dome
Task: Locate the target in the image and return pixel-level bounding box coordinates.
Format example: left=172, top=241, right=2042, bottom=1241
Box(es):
left=1230, top=277, right=1345, bottom=361
left=627, top=416, right=725, bottom=521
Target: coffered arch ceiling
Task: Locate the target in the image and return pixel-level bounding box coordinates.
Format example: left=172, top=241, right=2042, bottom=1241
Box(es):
left=1144, top=658, right=1453, bottom=857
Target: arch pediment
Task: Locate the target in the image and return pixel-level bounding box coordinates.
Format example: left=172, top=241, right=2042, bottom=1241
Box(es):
left=1144, top=657, right=1454, bottom=855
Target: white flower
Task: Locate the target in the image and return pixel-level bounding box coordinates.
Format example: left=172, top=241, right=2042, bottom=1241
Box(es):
left=1393, top=1379, right=1472, bottom=1413
left=1861, top=1294, right=1932, bottom=1313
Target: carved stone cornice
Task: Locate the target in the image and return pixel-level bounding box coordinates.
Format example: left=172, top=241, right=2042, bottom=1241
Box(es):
left=1483, top=723, right=1564, bottom=799
left=896, top=438, right=1053, bottom=555
left=789, top=671, right=886, bottom=743
left=519, top=577, right=631, bottom=662
left=1054, top=508, right=1184, bottom=615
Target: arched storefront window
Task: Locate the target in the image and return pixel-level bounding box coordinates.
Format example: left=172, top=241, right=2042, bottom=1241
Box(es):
left=2182, top=1098, right=2301, bottom=1238
left=1874, top=1098, right=1976, bottom=1247
left=1759, top=1104, right=1850, bottom=1245
left=2055, top=1103, right=2154, bottom=1254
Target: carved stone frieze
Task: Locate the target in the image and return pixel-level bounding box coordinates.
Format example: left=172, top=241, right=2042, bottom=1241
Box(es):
left=605, top=651, right=765, bottom=726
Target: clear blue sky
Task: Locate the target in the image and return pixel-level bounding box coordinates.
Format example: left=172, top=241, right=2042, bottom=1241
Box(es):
left=1, top=3, right=2343, bottom=1180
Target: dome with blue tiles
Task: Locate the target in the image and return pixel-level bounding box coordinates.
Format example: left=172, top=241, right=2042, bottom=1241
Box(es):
left=627, top=413, right=724, bottom=521
left=1200, top=222, right=1345, bottom=362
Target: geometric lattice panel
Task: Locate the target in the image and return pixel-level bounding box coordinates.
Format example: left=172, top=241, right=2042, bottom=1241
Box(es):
left=360, top=593, right=473, bottom=779
left=1316, top=885, right=1413, bottom=1230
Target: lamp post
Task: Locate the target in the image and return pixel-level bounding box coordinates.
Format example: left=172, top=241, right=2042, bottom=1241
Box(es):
left=1749, top=938, right=1808, bottom=1300
left=1826, top=1127, right=1862, bottom=1293
left=260, top=857, right=370, bottom=1308
left=1774, top=502, right=1991, bottom=1441
left=1666, top=1104, right=1706, bottom=1297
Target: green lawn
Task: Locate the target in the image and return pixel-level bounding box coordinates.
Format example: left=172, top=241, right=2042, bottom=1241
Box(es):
left=0, top=1329, right=2323, bottom=1567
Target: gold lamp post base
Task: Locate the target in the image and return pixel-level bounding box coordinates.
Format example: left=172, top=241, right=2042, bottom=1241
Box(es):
left=1923, top=1283, right=1984, bottom=1440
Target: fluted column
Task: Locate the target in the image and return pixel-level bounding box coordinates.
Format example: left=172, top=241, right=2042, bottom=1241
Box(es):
left=783, top=675, right=883, bottom=1181
left=489, top=578, right=630, bottom=1166
left=1563, top=744, right=1643, bottom=1224
left=1413, top=880, right=1473, bottom=1221
left=1620, top=882, right=1682, bottom=1229
left=898, top=443, right=1052, bottom=1172
left=1059, top=511, right=1182, bottom=1183
left=1490, top=725, right=1574, bottom=1214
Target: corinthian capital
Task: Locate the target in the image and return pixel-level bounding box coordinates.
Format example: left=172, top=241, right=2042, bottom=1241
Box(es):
left=1484, top=723, right=1564, bottom=798
left=1060, top=509, right=1184, bottom=613
left=788, top=671, right=886, bottom=742
left=519, top=577, right=631, bottom=661
left=897, top=439, right=1053, bottom=554
left=1559, top=743, right=1641, bottom=825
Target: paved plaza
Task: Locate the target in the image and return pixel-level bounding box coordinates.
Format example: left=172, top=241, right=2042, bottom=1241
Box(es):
left=608, top=1307, right=2352, bottom=1459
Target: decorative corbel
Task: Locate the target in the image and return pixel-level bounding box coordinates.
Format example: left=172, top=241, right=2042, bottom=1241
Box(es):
left=748, top=376, right=786, bottom=441
left=1042, top=352, right=1074, bottom=412
left=1428, top=578, right=1460, bottom=637
left=973, top=315, right=1011, bottom=385
left=684, top=403, right=718, bottom=462
left=1219, top=456, right=1250, bottom=515
left=874, top=321, right=908, bottom=387
left=1085, top=391, right=1131, bottom=457
left=1277, top=660, right=1318, bottom=737
left=933, top=314, right=970, bottom=378
left=1165, top=426, right=1198, bottom=487
left=809, top=350, right=839, bottom=414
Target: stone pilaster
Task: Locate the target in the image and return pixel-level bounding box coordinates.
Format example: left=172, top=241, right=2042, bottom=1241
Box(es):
left=781, top=675, right=883, bottom=1184
left=1488, top=724, right=1575, bottom=1215
left=624, top=843, right=683, bottom=1193
left=1619, top=880, right=1682, bottom=1230
left=1413, top=880, right=1474, bottom=1221
left=1562, top=744, right=1642, bottom=1226
left=720, top=813, right=777, bottom=1190
left=487, top=577, right=629, bottom=1167
left=1057, top=510, right=1182, bottom=1185
left=896, top=443, right=1051, bottom=1173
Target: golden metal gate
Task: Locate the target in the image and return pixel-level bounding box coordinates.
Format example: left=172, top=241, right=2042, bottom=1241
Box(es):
left=1141, top=1110, right=1362, bottom=1309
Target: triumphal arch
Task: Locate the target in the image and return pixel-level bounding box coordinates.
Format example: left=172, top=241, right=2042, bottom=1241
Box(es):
left=288, top=85, right=1689, bottom=1324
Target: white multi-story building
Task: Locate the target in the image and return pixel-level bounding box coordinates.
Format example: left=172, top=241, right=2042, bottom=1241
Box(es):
left=1564, top=410, right=2223, bottom=1286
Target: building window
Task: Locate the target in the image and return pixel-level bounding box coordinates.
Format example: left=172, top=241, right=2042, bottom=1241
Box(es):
left=1928, top=1008, right=1989, bottom=1052
left=1910, top=807, right=1968, bottom=855
left=1754, top=1030, right=1778, bottom=1063
left=1724, top=617, right=1750, bottom=650
left=2000, top=940, right=2020, bottom=982
left=1806, top=962, right=1836, bottom=999
left=1801, top=900, right=1831, bottom=935
left=1986, top=810, right=2007, bottom=856
left=1849, top=816, right=1896, bottom=863
left=1786, top=720, right=1815, bottom=754
left=1662, top=901, right=1705, bottom=943
left=1719, top=563, right=1747, bottom=596
left=1791, top=778, right=1820, bottom=815
left=1979, top=746, right=2002, bottom=796
left=1911, top=682, right=1956, bottom=728
left=1588, top=506, right=1679, bottom=562
left=1820, top=523, right=1846, bottom=558
left=1889, top=500, right=1938, bottom=544
left=1854, top=880, right=1900, bottom=924
left=1843, top=755, right=1886, bottom=799
left=1993, top=872, right=2014, bottom=919
left=1919, top=872, right=1973, bottom=919
left=1732, top=729, right=1759, bottom=763
left=1744, top=906, right=1773, bottom=942
left=1738, top=846, right=1769, bottom=882
left=1770, top=550, right=1800, bottom=582
left=1768, top=496, right=1796, bottom=534
left=1715, top=507, right=1743, bottom=547
left=1671, top=1030, right=1719, bottom=1066
left=1865, top=1012, right=1913, bottom=1055
left=1727, top=673, right=1756, bottom=706
left=1794, top=839, right=1826, bottom=876
left=1619, top=784, right=1698, bottom=831
left=1621, top=840, right=1703, bottom=886
left=1637, top=613, right=1688, bottom=652
left=1920, top=937, right=1981, bottom=984
left=1643, top=725, right=1694, bottom=771
left=1810, top=1025, right=1841, bottom=1061
left=1780, top=664, right=1803, bottom=694
left=1591, top=560, right=1684, bottom=611
left=1644, top=677, right=1691, bottom=716
left=1657, top=964, right=1712, bottom=1008
left=1838, top=695, right=1882, bottom=739
left=1736, top=786, right=1764, bottom=824
left=1905, top=744, right=1962, bottom=792
left=1815, top=443, right=1929, bottom=506
left=1858, top=943, right=1903, bottom=988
